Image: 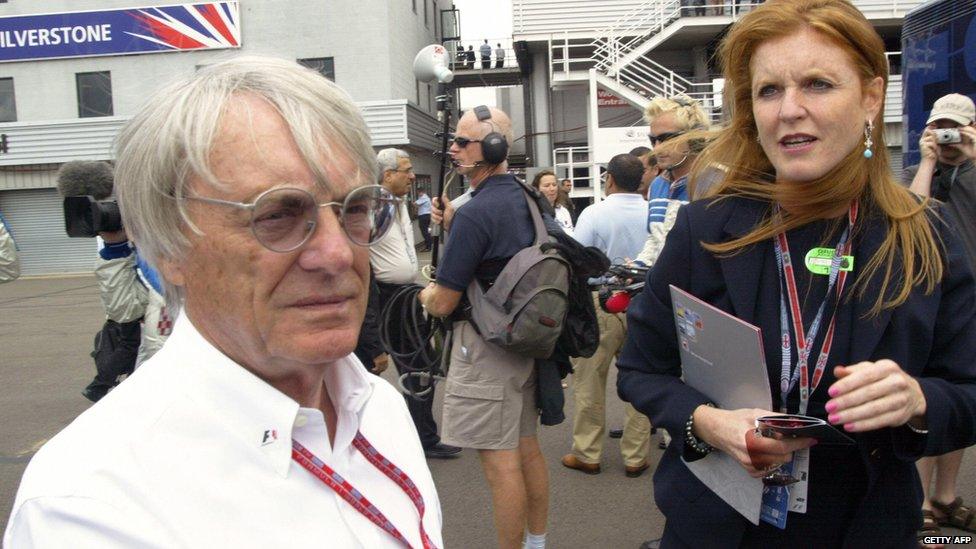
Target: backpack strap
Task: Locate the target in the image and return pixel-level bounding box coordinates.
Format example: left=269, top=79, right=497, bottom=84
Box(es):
left=516, top=180, right=550, bottom=247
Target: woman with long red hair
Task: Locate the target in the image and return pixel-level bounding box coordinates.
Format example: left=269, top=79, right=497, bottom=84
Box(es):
left=617, top=1, right=976, bottom=546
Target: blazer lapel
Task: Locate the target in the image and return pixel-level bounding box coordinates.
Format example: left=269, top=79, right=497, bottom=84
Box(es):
left=848, top=214, right=897, bottom=364
left=717, top=199, right=770, bottom=325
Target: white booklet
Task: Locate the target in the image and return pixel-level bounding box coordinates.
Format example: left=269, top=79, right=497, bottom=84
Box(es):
left=670, top=285, right=772, bottom=525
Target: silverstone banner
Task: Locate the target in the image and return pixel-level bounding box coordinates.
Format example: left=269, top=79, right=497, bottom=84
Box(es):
left=0, top=2, right=240, bottom=63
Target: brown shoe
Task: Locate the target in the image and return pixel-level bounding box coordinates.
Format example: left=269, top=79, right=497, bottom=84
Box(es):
left=625, top=461, right=650, bottom=478
left=561, top=454, right=600, bottom=475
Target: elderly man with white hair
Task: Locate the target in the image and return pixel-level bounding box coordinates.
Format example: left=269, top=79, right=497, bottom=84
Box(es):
left=4, top=56, right=443, bottom=549
left=372, top=147, right=460, bottom=460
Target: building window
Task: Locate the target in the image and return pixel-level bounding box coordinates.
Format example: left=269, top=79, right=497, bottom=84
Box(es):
left=0, top=78, right=16, bottom=122
left=76, top=71, right=113, bottom=118
left=298, top=57, right=335, bottom=82
left=432, top=1, right=437, bottom=38
left=424, top=0, right=428, bottom=27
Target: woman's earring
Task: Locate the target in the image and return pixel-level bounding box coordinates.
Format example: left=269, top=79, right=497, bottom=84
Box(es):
left=863, top=120, right=874, bottom=159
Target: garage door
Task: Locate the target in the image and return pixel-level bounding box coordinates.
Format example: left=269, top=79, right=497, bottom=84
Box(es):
left=0, top=188, right=97, bottom=275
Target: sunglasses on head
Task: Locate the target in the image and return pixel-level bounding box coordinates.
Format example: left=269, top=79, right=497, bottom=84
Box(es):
left=452, top=135, right=482, bottom=148
left=649, top=131, right=685, bottom=146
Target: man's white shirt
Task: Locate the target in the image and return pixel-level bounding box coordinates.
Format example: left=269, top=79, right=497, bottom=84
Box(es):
left=371, top=200, right=418, bottom=285
left=4, top=314, right=442, bottom=549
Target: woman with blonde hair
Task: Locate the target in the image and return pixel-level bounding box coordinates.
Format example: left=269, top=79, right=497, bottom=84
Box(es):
left=617, top=0, right=976, bottom=546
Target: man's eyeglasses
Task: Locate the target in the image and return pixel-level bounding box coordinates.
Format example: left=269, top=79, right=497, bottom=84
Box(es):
left=391, top=166, right=414, bottom=174
left=184, top=185, right=396, bottom=252
left=452, top=136, right=482, bottom=148
left=649, top=131, right=685, bottom=146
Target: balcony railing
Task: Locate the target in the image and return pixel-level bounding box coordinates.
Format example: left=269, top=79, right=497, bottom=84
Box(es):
left=516, top=0, right=924, bottom=38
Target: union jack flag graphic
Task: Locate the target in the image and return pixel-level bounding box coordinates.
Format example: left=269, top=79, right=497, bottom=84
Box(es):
left=127, top=2, right=239, bottom=51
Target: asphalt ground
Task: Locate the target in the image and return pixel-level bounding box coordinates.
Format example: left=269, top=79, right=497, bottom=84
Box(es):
left=1, top=275, right=974, bottom=547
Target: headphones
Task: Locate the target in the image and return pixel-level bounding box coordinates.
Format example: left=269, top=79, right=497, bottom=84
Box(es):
left=473, top=105, right=509, bottom=164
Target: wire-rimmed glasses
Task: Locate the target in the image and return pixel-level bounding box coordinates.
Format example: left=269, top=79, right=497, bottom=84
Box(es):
left=184, top=184, right=397, bottom=252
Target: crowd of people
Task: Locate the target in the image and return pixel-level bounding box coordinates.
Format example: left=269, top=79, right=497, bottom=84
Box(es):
left=3, top=0, right=976, bottom=548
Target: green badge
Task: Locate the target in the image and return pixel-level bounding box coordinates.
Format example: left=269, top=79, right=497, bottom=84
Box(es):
left=804, top=247, right=853, bottom=275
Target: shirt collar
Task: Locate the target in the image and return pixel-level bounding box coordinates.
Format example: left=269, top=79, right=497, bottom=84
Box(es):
left=602, top=192, right=645, bottom=203
left=170, top=314, right=375, bottom=478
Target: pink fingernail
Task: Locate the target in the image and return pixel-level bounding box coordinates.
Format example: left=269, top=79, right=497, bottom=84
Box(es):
left=825, top=402, right=837, bottom=414
left=828, top=414, right=840, bottom=424
left=828, top=386, right=839, bottom=397
left=844, top=423, right=856, bottom=432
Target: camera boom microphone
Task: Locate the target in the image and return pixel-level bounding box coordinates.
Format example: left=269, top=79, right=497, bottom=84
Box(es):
left=413, top=44, right=454, bottom=84
left=56, top=161, right=115, bottom=199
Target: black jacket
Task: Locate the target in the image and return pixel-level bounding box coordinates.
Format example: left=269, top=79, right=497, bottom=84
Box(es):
left=617, top=196, right=976, bottom=547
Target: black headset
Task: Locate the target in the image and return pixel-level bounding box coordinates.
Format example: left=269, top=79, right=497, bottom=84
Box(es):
left=473, top=105, right=509, bottom=164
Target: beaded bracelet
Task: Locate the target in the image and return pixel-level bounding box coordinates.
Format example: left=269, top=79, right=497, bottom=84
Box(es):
left=905, top=421, right=929, bottom=435
left=685, top=402, right=715, bottom=455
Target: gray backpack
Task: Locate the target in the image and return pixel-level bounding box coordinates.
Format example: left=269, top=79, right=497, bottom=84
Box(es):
left=466, top=185, right=570, bottom=358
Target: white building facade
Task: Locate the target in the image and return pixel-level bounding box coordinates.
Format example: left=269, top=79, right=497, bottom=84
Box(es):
left=0, top=0, right=450, bottom=275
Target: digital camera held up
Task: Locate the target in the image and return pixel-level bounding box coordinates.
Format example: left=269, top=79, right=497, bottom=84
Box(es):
left=933, top=128, right=962, bottom=145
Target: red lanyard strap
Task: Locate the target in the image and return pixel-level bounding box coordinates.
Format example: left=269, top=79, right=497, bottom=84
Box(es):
left=773, top=201, right=858, bottom=415
left=292, top=433, right=438, bottom=549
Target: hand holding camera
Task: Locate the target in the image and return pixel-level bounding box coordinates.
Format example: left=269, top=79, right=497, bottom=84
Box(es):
left=921, top=124, right=976, bottom=164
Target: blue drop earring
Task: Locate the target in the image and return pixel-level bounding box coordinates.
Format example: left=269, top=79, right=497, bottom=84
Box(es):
left=863, top=120, right=874, bottom=159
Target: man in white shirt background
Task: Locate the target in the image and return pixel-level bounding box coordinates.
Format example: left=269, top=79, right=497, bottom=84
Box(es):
left=372, top=148, right=461, bottom=460
left=4, top=56, right=443, bottom=549
left=415, top=188, right=433, bottom=251
left=562, top=153, right=653, bottom=479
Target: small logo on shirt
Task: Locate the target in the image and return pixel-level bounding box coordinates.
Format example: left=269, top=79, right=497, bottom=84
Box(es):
left=261, top=429, right=278, bottom=446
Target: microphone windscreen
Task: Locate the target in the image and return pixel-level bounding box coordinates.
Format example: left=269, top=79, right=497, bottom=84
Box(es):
left=604, top=292, right=631, bottom=314
left=56, top=161, right=114, bottom=199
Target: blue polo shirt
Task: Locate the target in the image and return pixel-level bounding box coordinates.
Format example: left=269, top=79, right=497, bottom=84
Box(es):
left=647, top=174, right=688, bottom=231
left=436, top=174, right=534, bottom=291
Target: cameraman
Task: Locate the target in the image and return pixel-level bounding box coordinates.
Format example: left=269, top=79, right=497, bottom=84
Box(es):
left=58, top=161, right=169, bottom=401
left=0, top=211, right=19, bottom=283
left=904, top=93, right=976, bottom=539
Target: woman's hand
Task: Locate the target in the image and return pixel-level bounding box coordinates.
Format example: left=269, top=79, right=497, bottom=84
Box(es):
left=693, top=406, right=816, bottom=478
left=825, top=360, right=927, bottom=432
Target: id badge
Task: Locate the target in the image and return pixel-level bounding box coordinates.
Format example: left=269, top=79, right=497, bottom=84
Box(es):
left=760, top=459, right=794, bottom=529
left=788, top=447, right=810, bottom=513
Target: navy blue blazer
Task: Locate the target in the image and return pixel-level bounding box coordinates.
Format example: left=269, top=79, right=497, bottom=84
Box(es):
left=616, top=196, right=976, bottom=547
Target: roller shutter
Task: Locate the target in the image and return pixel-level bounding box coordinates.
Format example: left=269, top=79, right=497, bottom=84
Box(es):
left=0, top=188, right=96, bottom=275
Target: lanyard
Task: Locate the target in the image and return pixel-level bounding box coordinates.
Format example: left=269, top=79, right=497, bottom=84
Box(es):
left=773, top=201, right=858, bottom=415
left=292, top=433, right=438, bottom=549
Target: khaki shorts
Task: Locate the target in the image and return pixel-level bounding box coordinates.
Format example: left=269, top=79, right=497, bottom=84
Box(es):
left=440, top=321, right=538, bottom=450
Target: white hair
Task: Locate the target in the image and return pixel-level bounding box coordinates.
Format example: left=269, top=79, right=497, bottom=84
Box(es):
left=114, top=55, right=377, bottom=308
left=375, top=148, right=410, bottom=182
